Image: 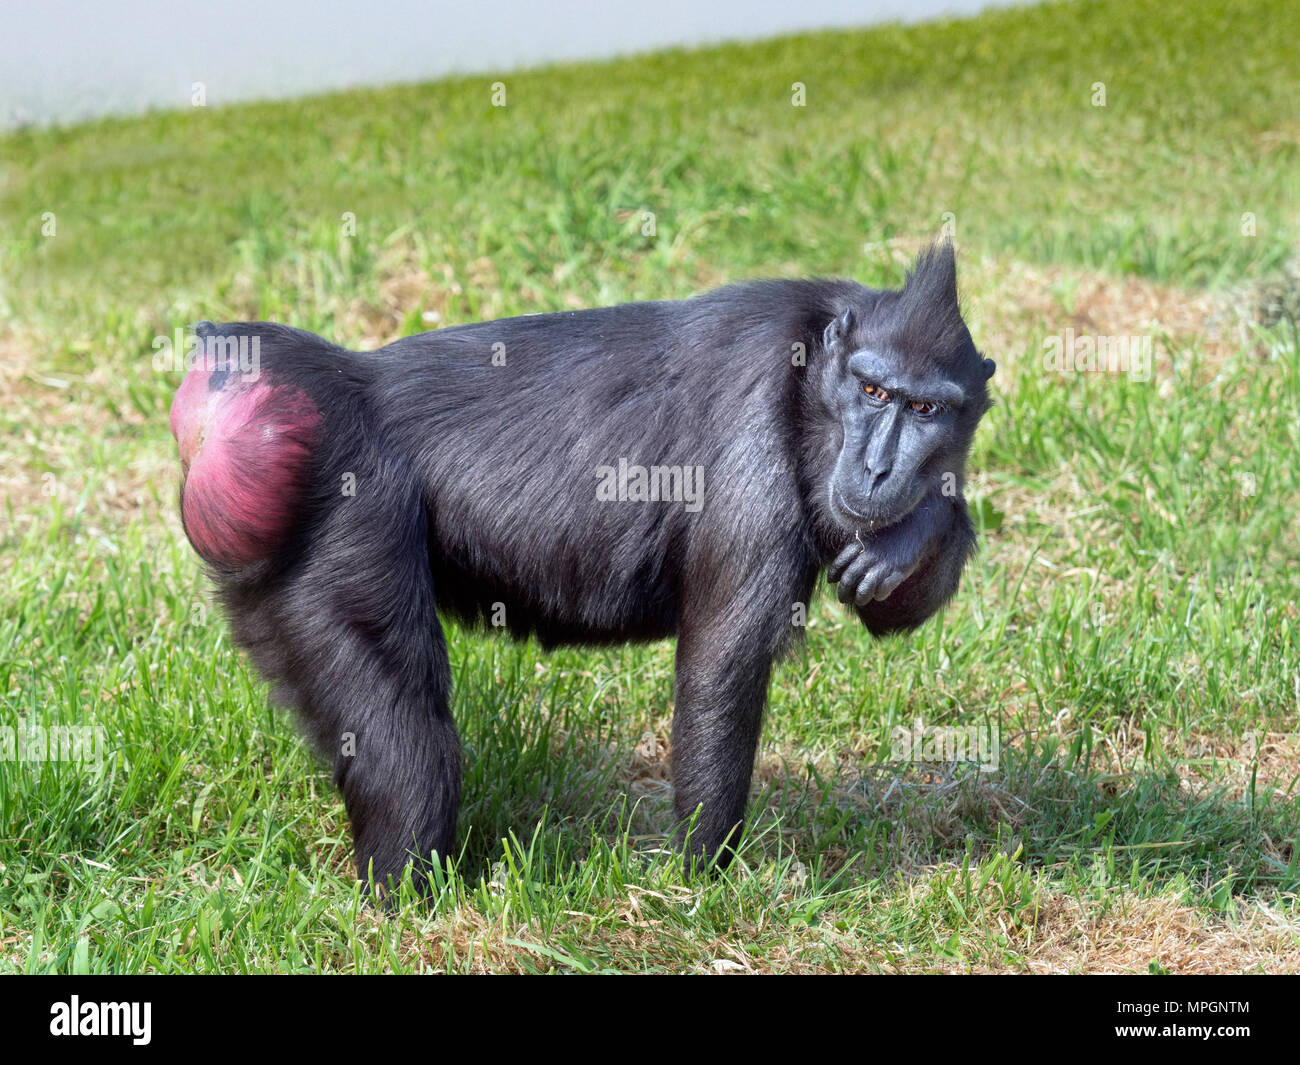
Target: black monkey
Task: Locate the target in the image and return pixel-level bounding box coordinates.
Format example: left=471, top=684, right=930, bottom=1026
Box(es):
left=169, top=243, right=995, bottom=893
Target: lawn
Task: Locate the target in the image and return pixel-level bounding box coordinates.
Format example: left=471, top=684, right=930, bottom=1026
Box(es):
left=0, top=0, right=1297, bottom=973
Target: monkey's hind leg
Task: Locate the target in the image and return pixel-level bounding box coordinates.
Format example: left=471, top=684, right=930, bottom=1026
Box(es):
left=227, top=476, right=462, bottom=901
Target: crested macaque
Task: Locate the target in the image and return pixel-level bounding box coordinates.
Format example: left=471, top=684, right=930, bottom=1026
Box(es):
left=170, top=242, right=995, bottom=894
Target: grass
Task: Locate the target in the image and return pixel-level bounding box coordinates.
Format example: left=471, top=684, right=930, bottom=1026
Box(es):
left=1, top=0, right=1299, bottom=972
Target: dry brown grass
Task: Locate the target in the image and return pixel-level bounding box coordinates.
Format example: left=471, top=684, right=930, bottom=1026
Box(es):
left=964, top=254, right=1250, bottom=392
left=375, top=875, right=1300, bottom=974
left=1015, top=893, right=1300, bottom=974
left=0, top=325, right=177, bottom=533
left=1072, top=721, right=1300, bottom=800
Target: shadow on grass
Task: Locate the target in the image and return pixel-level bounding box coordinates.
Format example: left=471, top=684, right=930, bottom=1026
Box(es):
left=752, top=741, right=1300, bottom=904
left=451, top=703, right=1300, bottom=906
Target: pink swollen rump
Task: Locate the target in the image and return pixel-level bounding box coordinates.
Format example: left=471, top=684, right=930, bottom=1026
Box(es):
left=170, top=366, right=321, bottom=565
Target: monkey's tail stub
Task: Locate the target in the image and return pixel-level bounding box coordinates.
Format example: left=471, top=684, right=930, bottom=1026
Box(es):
left=170, top=325, right=322, bottom=567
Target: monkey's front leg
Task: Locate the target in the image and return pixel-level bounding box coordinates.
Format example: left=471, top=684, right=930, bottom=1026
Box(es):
left=669, top=614, right=777, bottom=869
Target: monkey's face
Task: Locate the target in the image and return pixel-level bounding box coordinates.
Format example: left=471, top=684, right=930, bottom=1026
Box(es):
left=818, top=256, right=995, bottom=534
left=826, top=345, right=990, bottom=530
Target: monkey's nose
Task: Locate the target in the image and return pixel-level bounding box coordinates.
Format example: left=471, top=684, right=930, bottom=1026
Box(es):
left=864, top=466, right=889, bottom=494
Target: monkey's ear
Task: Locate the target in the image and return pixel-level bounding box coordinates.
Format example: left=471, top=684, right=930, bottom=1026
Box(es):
left=823, top=308, right=854, bottom=352
left=982, top=357, right=996, bottom=379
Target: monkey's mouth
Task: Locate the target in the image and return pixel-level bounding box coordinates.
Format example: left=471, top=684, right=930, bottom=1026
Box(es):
left=830, top=485, right=911, bottom=532
left=830, top=486, right=884, bottom=529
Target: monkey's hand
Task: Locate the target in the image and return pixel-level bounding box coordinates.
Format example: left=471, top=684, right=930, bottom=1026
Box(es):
left=827, top=493, right=951, bottom=607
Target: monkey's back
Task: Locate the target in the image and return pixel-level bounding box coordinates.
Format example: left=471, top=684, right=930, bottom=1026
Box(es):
left=367, top=291, right=827, bottom=643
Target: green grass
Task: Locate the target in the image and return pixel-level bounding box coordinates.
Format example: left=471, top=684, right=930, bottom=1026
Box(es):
left=1, top=0, right=1298, bottom=972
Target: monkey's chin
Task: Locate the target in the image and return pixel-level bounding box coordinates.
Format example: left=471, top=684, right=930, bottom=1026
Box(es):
left=829, top=485, right=914, bottom=534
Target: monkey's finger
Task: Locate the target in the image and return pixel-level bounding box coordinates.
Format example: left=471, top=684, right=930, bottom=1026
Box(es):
left=828, top=542, right=864, bottom=583
left=836, top=555, right=872, bottom=599
left=837, top=570, right=860, bottom=603
left=853, top=565, right=887, bottom=606
left=844, top=553, right=873, bottom=582
left=874, top=568, right=908, bottom=601
left=837, top=557, right=872, bottom=602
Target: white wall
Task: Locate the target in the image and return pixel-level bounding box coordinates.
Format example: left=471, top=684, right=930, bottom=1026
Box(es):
left=1, top=0, right=1033, bottom=130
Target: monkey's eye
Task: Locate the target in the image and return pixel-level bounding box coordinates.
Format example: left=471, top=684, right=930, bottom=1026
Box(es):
left=910, top=400, right=939, bottom=415
left=862, top=383, right=891, bottom=403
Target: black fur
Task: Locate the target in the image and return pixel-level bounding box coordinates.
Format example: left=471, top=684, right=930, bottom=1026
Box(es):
left=182, top=242, right=994, bottom=894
